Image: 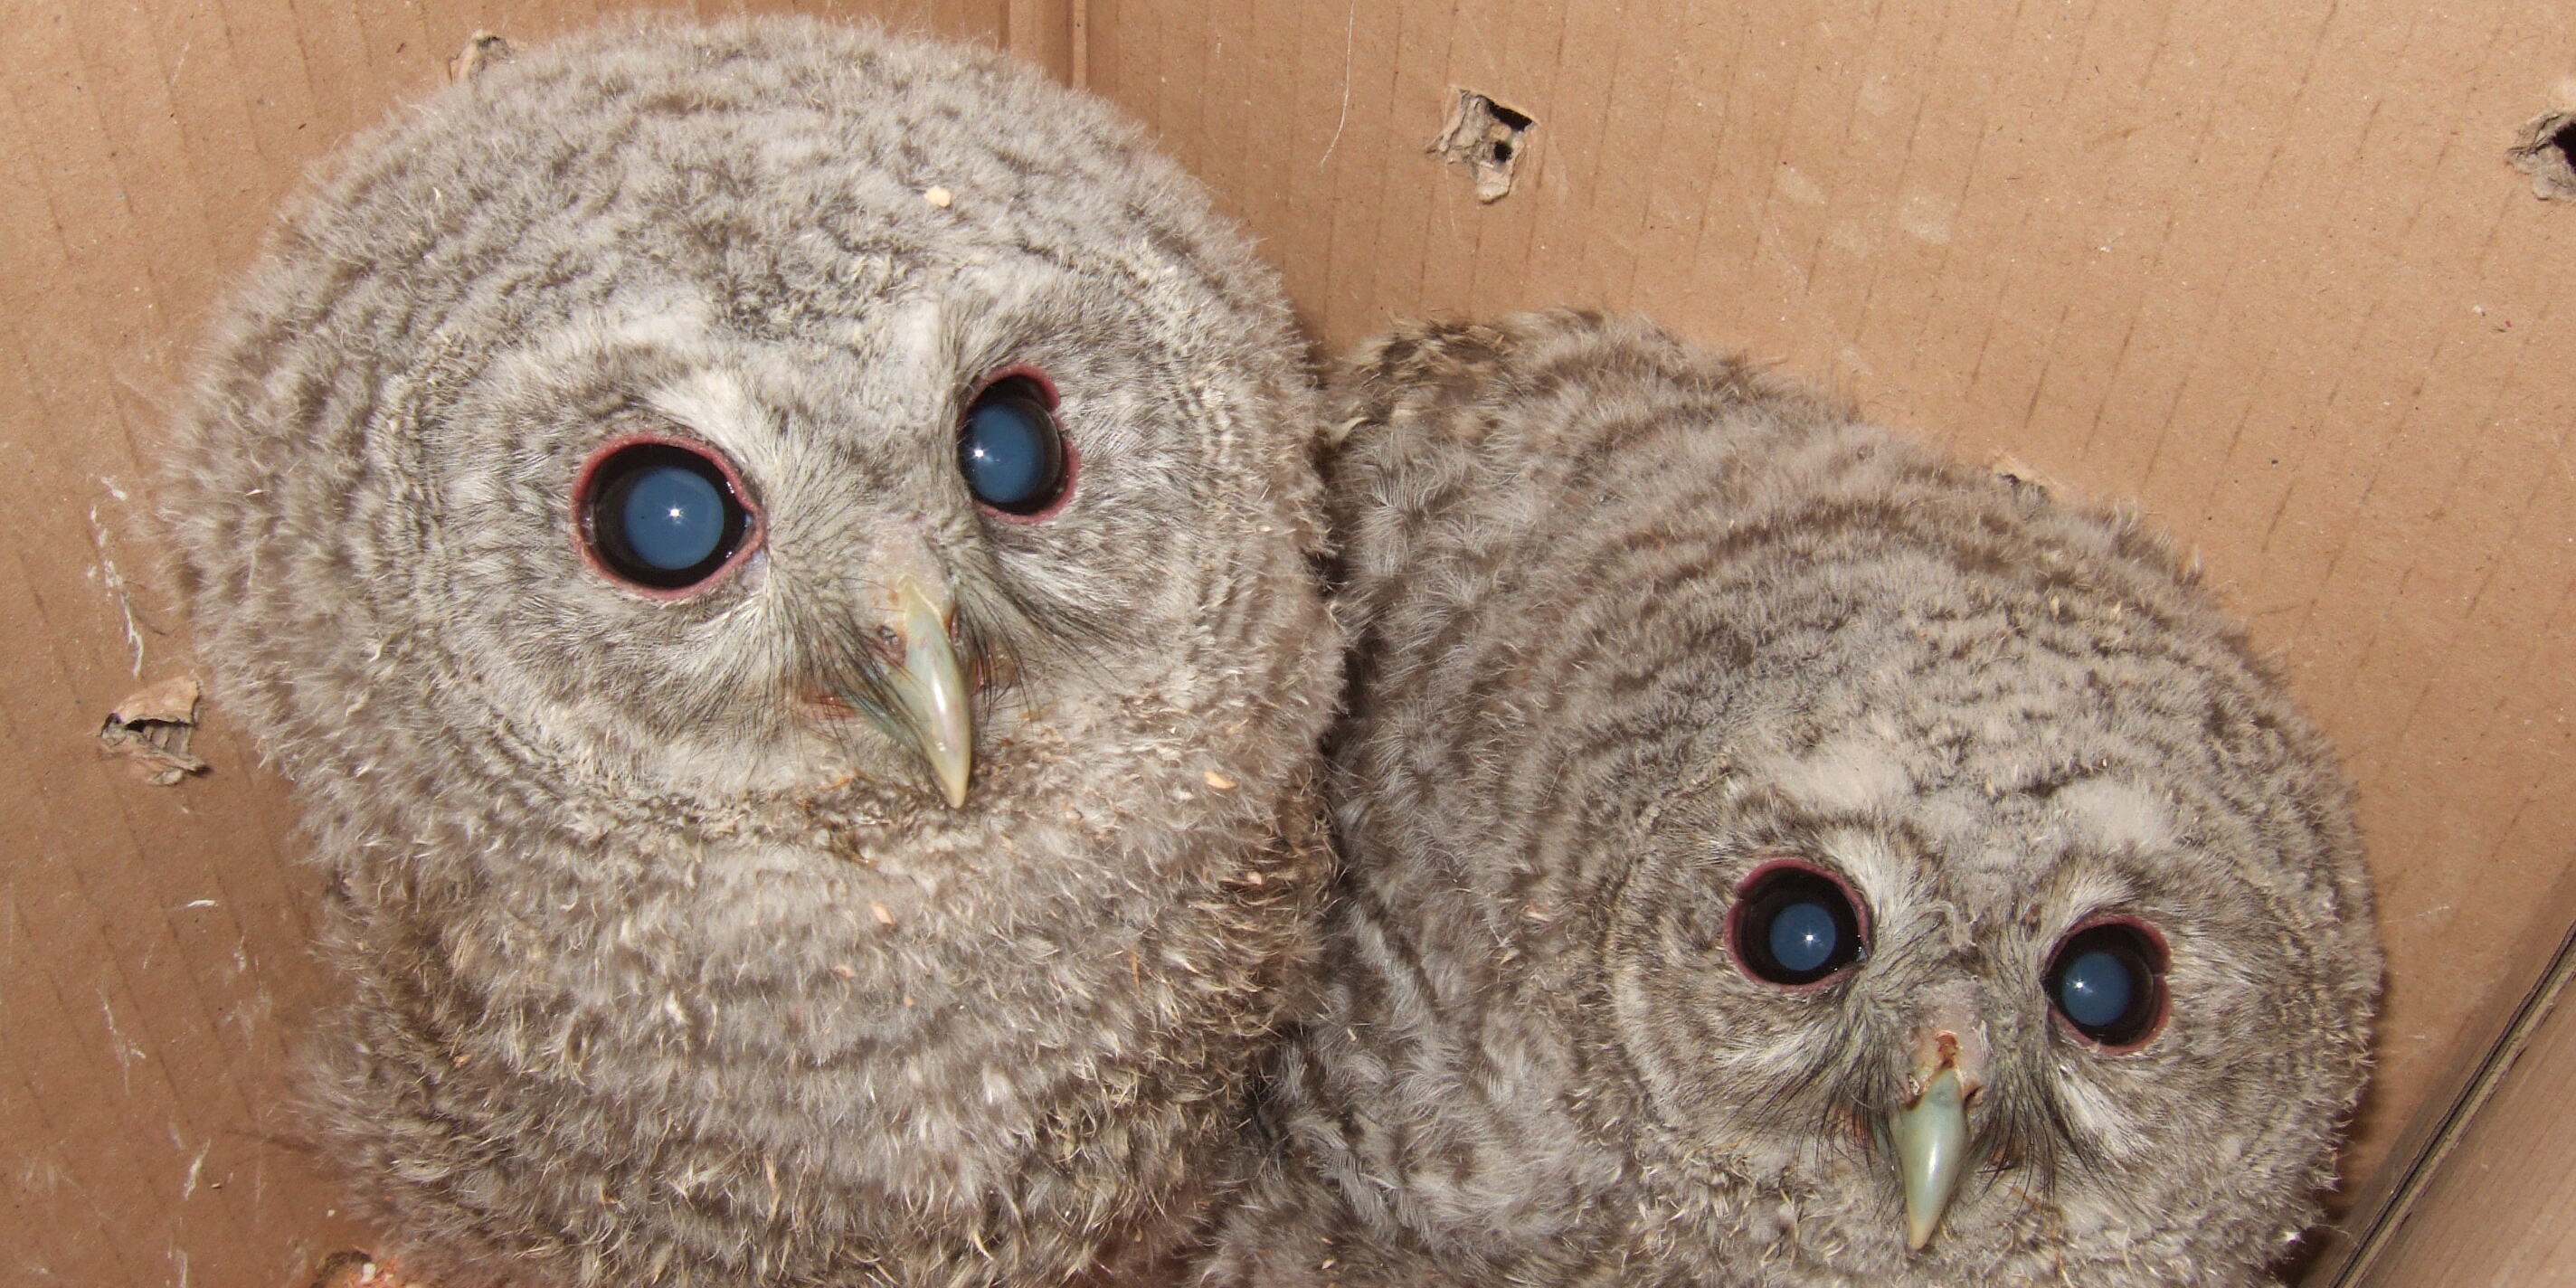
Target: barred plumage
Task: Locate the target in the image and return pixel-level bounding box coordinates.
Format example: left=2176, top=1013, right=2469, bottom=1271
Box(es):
left=164, top=18, right=1338, bottom=1287
left=1201, top=311, right=2377, bottom=1287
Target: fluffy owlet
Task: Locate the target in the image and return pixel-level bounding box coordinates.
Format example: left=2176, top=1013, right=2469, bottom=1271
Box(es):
left=1199, top=312, right=2378, bottom=1287
left=164, top=18, right=1339, bottom=1287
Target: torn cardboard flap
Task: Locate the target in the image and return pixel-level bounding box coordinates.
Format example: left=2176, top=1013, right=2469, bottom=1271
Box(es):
left=1431, top=90, right=1531, bottom=203
left=2507, top=109, right=2576, bottom=201
left=449, top=32, right=512, bottom=83
left=1988, top=451, right=2076, bottom=503
left=99, top=675, right=208, bottom=785
left=304, top=1250, right=426, bottom=1288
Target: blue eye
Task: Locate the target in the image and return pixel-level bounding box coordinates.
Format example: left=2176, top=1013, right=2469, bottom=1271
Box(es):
left=620, top=466, right=724, bottom=571
left=960, top=376, right=1068, bottom=516
left=2055, top=950, right=2134, bottom=1028
left=579, top=440, right=753, bottom=592
left=1729, top=861, right=1868, bottom=986
left=2046, top=922, right=2167, bottom=1049
left=1766, top=900, right=1842, bottom=974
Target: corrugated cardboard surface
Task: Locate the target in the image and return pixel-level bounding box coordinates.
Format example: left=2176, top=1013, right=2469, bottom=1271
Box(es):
left=2344, top=877, right=2576, bottom=1286
left=2349, top=865, right=2576, bottom=1288
left=4, top=0, right=2569, bottom=1281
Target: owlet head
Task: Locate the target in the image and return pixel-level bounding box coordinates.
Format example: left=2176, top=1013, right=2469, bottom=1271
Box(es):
left=166, top=17, right=1330, bottom=829
left=1293, top=311, right=2379, bottom=1288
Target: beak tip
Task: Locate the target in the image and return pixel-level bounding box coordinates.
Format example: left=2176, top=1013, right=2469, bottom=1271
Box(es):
left=1888, top=1065, right=1972, bottom=1255
left=883, top=575, right=977, bottom=812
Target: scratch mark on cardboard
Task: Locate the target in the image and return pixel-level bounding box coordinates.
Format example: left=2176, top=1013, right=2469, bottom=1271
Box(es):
left=87, top=497, right=146, bottom=677
left=181, top=1136, right=211, bottom=1198
left=98, top=990, right=140, bottom=1094
left=1321, top=3, right=1357, bottom=167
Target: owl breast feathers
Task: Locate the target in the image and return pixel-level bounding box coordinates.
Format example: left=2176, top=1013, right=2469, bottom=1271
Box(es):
left=164, top=17, right=1339, bottom=1288
left=1199, top=311, right=2379, bottom=1288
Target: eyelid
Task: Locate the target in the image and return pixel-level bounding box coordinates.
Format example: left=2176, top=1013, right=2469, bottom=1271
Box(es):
left=1729, top=857, right=1874, bottom=944
left=571, top=431, right=764, bottom=600
left=2046, top=912, right=2169, bottom=961
left=971, top=364, right=1059, bottom=410
left=1726, top=856, right=1872, bottom=990
left=961, top=365, right=1077, bottom=524
left=2043, top=914, right=2172, bottom=1054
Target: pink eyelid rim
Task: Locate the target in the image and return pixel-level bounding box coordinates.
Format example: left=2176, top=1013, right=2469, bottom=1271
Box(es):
left=2047, top=914, right=2173, bottom=1055
left=570, top=431, right=766, bottom=601
left=967, top=364, right=1077, bottom=525
left=1725, top=856, right=1872, bottom=992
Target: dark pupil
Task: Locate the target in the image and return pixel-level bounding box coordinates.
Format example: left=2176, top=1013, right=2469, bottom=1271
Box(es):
left=587, top=444, right=747, bottom=589
left=1735, top=869, right=1865, bottom=985
left=2047, top=925, right=2162, bottom=1046
left=961, top=384, right=1065, bottom=514
left=1767, top=901, right=1840, bottom=972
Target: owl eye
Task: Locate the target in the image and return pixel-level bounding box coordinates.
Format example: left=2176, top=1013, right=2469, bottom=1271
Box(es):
left=1728, top=859, right=1870, bottom=986
left=960, top=370, right=1072, bottom=518
left=575, top=438, right=757, bottom=593
left=2044, top=919, right=2169, bottom=1050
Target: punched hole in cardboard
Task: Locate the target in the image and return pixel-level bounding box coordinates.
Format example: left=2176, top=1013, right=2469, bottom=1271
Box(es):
left=1433, top=90, right=1534, bottom=203
left=99, top=675, right=209, bottom=784
left=2508, top=106, right=2576, bottom=201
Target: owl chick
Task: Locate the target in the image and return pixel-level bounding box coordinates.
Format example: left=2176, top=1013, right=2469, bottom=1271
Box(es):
left=1199, top=311, right=2378, bottom=1287
left=165, top=18, right=1339, bottom=1287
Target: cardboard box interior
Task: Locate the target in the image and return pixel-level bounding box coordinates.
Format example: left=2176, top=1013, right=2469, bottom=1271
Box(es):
left=5, top=0, right=2570, bottom=1282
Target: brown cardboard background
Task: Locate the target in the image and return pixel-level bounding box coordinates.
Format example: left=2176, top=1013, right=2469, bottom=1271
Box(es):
left=4, top=0, right=2569, bottom=1282
left=2339, top=858, right=2576, bottom=1286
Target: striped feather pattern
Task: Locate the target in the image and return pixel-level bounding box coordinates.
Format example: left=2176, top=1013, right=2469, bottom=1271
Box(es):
left=1201, top=311, right=2377, bottom=1287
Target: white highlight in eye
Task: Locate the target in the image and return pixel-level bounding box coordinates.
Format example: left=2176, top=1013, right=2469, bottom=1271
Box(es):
left=2054, top=777, right=2176, bottom=853
left=1764, top=734, right=1913, bottom=814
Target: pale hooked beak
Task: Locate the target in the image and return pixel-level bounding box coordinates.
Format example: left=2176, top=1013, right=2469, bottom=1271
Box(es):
left=877, top=573, right=974, bottom=808
left=1886, top=1014, right=1986, bottom=1251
